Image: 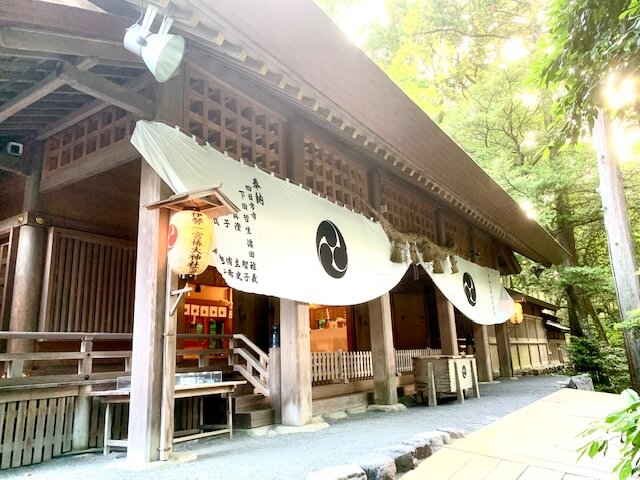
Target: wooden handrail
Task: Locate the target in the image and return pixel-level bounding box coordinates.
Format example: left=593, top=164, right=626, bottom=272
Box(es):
left=232, top=334, right=269, bottom=364
left=0, top=332, right=133, bottom=340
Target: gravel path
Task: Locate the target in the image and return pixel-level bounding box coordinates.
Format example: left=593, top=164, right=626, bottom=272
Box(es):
left=6, top=375, right=569, bottom=480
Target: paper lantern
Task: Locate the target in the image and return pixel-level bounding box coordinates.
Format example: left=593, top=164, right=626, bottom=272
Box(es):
left=510, top=302, right=524, bottom=325
left=167, top=210, right=213, bottom=278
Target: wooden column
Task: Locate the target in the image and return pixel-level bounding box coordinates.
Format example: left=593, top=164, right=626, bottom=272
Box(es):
left=127, top=162, right=170, bottom=464
left=495, top=322, right=513, bottom=378
left=279, top=299, right=312, bottom=426
left=472, top=323, right=493, bottom=382
left=268, top=347, right=282, bottom=423
left=436, top=289, right=458, bottom=355
left=7, top=142, right=45, bottom=356
left=285, top=115, right=306, bottom=184
left=368, top=293, right=398, bottom=405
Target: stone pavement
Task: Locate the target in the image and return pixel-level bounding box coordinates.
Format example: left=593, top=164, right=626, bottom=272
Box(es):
left=5, top=375, right=570, bottom=480
left=402, top=388, right=623, bottom=480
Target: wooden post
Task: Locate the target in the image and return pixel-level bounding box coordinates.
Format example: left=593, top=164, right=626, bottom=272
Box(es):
left=279, top=299, right=312, bottom=426
left=285, top=115, right=306, bottom=184
left=72, top=336, right=93, bottom=450
left=268, top=347, right=281, bottom=423
left=368, top=293, right=398, bottom=405
left=127, top=161, right=170, bottom=464
left=495, top=322, right=513, bottom=378
left=472, top=323, right=493, bottom=382
left=159, top=268, right=178, bottom=461
left=7, top=142, right=45, bottom=357
left=435, top=289, right=458, bottom=355
left=593, top=111, right=640, bottom=391
left=426, top=362, right=437, bottom=407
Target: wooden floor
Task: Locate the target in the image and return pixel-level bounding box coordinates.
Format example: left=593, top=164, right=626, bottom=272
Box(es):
left=403, top=388, right=624, bottom=480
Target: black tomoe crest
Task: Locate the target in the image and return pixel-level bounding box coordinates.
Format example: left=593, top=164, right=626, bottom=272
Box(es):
left=316, top=220, right=348, bottom=279
left=462, top=272, right=477, bottom=306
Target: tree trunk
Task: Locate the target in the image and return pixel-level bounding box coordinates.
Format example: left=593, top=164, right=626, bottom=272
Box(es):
left=592, top=111, right=640, bottom=392
left=555, top=193, right=587, bottom=337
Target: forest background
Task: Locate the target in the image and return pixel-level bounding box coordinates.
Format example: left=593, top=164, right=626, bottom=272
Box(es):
left=315, top=0, right=640, bottom=392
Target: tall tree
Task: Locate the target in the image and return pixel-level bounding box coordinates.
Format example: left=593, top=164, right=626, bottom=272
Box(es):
left=542, top=0, right=640, bottom=390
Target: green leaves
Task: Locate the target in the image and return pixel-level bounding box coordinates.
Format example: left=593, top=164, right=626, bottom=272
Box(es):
left=580, top=388, right=640, bottom=480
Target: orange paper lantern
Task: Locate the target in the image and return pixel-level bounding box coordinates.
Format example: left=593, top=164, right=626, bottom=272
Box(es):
left=167, top=210, right=213, bottom=278
left=510, top=302, right=524, bottom=325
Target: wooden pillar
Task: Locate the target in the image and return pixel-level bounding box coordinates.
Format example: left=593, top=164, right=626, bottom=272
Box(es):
left=268, top=347, right=282, bottom=423
left=285, top=115, right=306, bottom=184
left=279, top=299, right=312, bottom=426
left=72, top=337, right=93, bottom=450
left=495, top=322, right=513, bottom=378
left=7, top=142, right=45, bottom=356
left=368, top=293, right=398, bottom=405
left=472, top=323, right=493, bottom=382
left=436, top=289, right=458, bottom=355
left=127, top=162, right=170, bottom=464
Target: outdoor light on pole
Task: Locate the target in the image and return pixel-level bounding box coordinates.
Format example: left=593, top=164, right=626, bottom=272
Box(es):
left=124, top=4, right=185, bottom=83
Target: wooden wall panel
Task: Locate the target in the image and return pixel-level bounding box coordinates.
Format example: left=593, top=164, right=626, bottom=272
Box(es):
left=0, top=172, right=25, bottom=220
left=442, top=213, right=470, bottom=259
left=40, top=228, right=135, bottom=333
left=381, top=177, right=437, bottom=241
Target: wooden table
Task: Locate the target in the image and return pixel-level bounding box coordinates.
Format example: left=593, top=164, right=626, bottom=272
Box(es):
left=90, top=380, right=246, bottom=454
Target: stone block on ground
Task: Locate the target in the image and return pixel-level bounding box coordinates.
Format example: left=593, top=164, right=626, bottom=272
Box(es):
left=367, top=403, right=406, bottom=413
left=382, top=444, right=417, bottom=473
left=324, top=410, right=348, bottom=420
left=358, top=454, right=397, bottom=480
left=400, top=438, right=429, bottom=460
left=308, top=464, right=367, bottom=480
left=346, top=405, right=368, bottom=415
left=437, top=427, right=465, bottom=439
left=402, top=431, right=449, bottom=458
left=274, top=422, right=330, bottom=435
left=567, top=374, right=594, bottom=391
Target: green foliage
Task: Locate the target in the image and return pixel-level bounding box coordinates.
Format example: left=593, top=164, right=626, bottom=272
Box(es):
left=540, top=0, right=640, bottom=138
left=579, top=389, right=640, bottom=480
left=617, top=309, right=640, bottom=337
left=315, top=0, right=640, bottom=376
left=567, top=336, right=629, bottom=392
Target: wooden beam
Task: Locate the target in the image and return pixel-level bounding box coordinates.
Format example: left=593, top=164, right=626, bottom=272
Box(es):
left=36, top=73, right=152, bottom=140
left=0, top=28, right=139, bottom=65
left=0, top=57, right=96, bottom=123
left=57, top=61, right=154, bottom=119
left=0, top=0, right=134, bottom=42
left=0, top=151, right=30, bottom=175
left=39, top=141, right=138, bottom=193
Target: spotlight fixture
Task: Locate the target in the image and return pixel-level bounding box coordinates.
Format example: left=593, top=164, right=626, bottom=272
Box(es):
left=124, top=4, right=185, bottom=83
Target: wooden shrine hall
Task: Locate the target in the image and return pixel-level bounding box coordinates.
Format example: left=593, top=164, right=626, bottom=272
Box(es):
left=0, top=0, right=568, bottom=470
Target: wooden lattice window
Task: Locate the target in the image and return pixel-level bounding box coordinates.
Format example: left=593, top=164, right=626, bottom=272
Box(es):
left=472, top=230, right=495, bottom=268
left=43, top=106, right=136, bottom=177
left=184, top=64, right=285, bottom=175
left=303, top=138, right=368, bottom=213
left=381, top=178, right=437, bottom=241
left=40, top=228, right=136, bottom=333
left=442, top=214, right=470, bottom=258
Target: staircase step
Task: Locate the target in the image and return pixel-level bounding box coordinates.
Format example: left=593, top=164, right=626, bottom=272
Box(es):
left=234, top=408, right=275, bottom=429
left=233, top=393, right=270, bottom=412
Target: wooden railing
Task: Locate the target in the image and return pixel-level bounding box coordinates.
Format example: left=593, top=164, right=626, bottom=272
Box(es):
left=395, top=348, right=442, bottom=373
left=229, top=334, right=269, bottom=396
left=311, top=348, right=443, bottom=384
